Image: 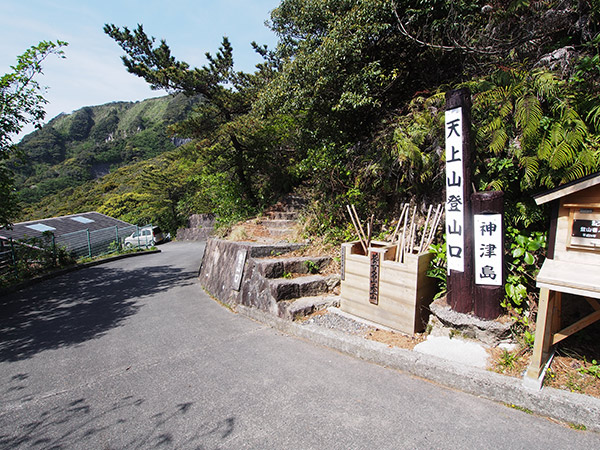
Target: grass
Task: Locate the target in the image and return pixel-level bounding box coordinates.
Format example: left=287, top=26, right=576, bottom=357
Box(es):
left=506, top=403, right=533, bottom=414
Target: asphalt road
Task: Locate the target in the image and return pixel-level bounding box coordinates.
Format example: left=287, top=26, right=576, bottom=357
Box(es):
left=1, top=241, right=599, bottom=449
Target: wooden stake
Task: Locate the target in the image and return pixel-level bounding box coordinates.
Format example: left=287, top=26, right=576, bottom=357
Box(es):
left=393, top=203, right=409, bottom=242
left=409, top=221, right=417, bottom=255
left=367, top=214, right=374, bottom=248
left=397, top=205, right=410, bottom=262
left=407, top=205, right=417, bottom=255
left=346, top=204, right=366, bottom=254
left=351, top=204, right=369, bottom=249
left=418, top=204, right=433, bottom=253
left=423, top=204, right=440, bottom=250
left=425, top=204, right=443, bottom=249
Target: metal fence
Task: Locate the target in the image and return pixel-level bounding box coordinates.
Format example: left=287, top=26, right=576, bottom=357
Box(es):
left=0, top=246, right=15, bottom=281
left=55, top=224, right=140, bottom=259
left=0, top=224, right=154, bottom=285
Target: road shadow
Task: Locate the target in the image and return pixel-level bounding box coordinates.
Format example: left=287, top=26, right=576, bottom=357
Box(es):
left=0, top=263, right=197, bottom=362
left=0, top=394, right=235, bottom=449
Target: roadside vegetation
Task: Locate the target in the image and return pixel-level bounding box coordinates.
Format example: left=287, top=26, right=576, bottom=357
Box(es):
left=2, top=1, right=600, bottom=386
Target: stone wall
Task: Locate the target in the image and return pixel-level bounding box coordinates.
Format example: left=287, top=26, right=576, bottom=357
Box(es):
left=176, top=214, right=215, bottom=241
left=199, top=238, right=305, bottom=314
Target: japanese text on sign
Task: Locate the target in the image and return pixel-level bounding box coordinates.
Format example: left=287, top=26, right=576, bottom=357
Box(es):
left=474, top=214, right=502, bottom=286
left=572, top=219, right=600, bottom=239
left=445, top=107, right=464, bottom=272
left=369, top=251, right=381, bottom=305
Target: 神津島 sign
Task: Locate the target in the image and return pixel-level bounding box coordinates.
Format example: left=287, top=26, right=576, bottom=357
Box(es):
left=445, top=107, right=465, bottom=272
left=473, top=214, right=503, bottom=286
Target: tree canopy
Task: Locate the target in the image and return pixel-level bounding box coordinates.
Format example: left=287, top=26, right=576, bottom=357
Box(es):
left=18, top=1, right=600, bottom=236
left=0, top=40, right=67, bottom=228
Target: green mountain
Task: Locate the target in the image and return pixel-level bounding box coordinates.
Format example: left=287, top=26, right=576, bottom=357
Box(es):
left=11, top=93, right=200, bottom=206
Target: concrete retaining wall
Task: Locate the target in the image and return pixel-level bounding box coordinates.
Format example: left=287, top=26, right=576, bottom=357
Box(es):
left=176, top=214, right=215, bottom=241
left=199, top=238, right=305, bottom=315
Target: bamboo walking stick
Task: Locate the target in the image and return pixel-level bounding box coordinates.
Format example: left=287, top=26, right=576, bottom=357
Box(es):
left=351, top=204, right=369, bottom=249
left=346, top=204, right=367, bottom=254
left=418, top=204, right=433, bottom=253
left=407, top=204, right=417, bottom=255
left=397, top=205, right=410, bottom=262
left=425, top=204, right=444, bottom=249
left=391, top=203, right=407, bottom=243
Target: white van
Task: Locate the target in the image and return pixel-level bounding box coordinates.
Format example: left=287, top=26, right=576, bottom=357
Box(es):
left=123, top=226, right=165, bottom=247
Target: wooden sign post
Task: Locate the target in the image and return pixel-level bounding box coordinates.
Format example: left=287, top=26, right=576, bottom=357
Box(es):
left=445, top=88, right=474, bottom=313
left=472, top=191, right=504, bottom=319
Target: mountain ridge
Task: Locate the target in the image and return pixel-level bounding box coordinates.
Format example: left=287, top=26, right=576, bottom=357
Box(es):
left=11, top=93, right=200, bottom=207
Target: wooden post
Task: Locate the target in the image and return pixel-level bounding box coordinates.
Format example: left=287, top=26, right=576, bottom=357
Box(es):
left=526, top=288, right=556, bottom=380
left=445, top=88, right=474, bottom=314
left=472, top=191, right=504, bottom=320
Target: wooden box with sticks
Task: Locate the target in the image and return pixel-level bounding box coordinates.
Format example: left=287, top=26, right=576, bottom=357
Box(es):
left=340, top=204, right=442, bottom=335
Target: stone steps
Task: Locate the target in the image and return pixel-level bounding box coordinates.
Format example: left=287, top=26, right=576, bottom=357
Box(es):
left=267, top=211, right=298, bottom=221
left=256, top=256, right=331, bottom=278
left=261, top=219, right=297, bottom=229
left=200, top=194, right=339, bottom=320
left=278, top=295, right=341, bottom=319
left=269, top=274, right=339, bottom=301
left=258, top=194, right=305, bottom=239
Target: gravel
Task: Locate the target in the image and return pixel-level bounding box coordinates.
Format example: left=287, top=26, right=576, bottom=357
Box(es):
left=301, top=309, right=374, bottom=335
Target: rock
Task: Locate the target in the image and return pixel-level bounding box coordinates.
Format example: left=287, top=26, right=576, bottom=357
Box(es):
left=428, top=297, right=513, bottom=346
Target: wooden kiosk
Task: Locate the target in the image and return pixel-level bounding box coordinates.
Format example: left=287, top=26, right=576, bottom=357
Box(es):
left=525, top=172, right=600, bottom=388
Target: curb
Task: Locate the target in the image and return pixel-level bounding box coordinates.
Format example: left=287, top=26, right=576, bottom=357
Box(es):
left=236, top=304, right=600, bottom=432
left=0, top=249, right=161, bottom=298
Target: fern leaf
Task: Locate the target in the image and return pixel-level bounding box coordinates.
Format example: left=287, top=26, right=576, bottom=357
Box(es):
left=549, top=140, right=576, bottom=169
left=532, top=70, right=560, bottom=99
left=586, top=103, right=600, bottom=132
left=521, top=155, right=539, bottom=189
left=561, top=161, right=587, bottom=184
left=490, top=126, right=508, bottom=154
left=515, top=95, right=542, bottom=140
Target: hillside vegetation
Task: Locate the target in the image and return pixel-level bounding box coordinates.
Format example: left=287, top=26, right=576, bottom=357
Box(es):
left=12, top=93, right=200, bottom=208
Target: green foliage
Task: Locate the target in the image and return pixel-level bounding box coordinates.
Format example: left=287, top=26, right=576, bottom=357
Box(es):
left=0, top=40, right=67, bottom=228
left=503, top=226, right=547, bottom=345
left=497, top=349, right=518, bottom=372
left=579, top=359, right=600, bottom=379
left=304, top=260, right=320, bottom=274
left=69, top=107, right=94, bottom=140
left=0, top=233, right=76, bottom=288
left=504, top=227, right=547, bottom=311
left=427, top=240, right=447, bottom=300
left=465, top=64, right=600, bottom=230
left=12, top=94, right=195, bottom=211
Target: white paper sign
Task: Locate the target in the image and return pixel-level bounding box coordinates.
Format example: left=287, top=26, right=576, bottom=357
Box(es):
left=445, top=107, right=464, bottom=272
left=474, top=214, right=502, bottom=286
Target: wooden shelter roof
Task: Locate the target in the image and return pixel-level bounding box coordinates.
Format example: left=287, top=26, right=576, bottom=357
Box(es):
left=533, top=172, right=600, bottom=205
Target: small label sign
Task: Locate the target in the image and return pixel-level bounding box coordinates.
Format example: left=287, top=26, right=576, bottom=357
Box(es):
left=572, top=219, right=600, bottom=239
left=232, top=249, right=248, bottom=291
left=369, top=251, right=381, bottom=305
left=474, top=214, right=503, bottom=286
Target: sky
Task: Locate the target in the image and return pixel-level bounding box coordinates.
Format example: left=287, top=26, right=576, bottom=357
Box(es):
left=0, top=0, right=280, bottom=140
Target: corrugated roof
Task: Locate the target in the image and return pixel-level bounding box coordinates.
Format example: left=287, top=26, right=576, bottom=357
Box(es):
left=0, top=212, right=134, bottom=241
